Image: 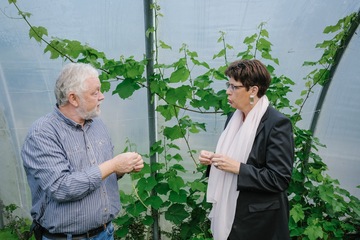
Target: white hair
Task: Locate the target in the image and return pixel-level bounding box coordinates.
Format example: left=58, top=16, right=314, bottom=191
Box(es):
left=54, top=63, right=99, bottom=106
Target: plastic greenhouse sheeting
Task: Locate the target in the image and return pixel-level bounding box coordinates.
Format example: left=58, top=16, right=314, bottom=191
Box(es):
left=0, top=0, right=359, bottom=220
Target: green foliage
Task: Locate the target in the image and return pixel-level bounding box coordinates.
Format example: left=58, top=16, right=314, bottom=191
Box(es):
left=288, top=13, right=360, bottom=240
left=294, top=12, right=359, bottom=117
left=0, top=203, right=34, bottom=240
left=8, top=1, right=360, bottom=239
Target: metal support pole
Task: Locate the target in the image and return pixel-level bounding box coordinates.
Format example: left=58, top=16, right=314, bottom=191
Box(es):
left=0, top=200, right=4, bottom=229
left=143, top=0, right=159, bottom=239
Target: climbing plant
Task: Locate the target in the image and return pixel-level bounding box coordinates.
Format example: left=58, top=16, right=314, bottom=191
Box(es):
left=6, top=1, right=360, bottom=239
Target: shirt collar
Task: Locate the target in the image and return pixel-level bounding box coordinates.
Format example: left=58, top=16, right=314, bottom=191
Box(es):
left=54, top=105, right=93, bottom=128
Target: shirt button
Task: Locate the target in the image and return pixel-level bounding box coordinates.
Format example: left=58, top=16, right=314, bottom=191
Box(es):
left=104, top=208, right=108, bottom=212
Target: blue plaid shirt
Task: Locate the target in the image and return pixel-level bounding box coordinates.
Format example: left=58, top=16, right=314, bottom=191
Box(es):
left=21, top=107, right=120, bottom=234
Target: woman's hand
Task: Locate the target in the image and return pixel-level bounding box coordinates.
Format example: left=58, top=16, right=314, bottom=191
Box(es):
left=211, top=153, right=240, bottom=174
left=199, top=150, right=214, bottom=165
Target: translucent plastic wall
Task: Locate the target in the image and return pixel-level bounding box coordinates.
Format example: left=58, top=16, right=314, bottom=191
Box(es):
left=156, top=0, right=360, bottom=197
left=0, top=0, right=148, bottom=216
left=0, top=0, right=359, bottom=219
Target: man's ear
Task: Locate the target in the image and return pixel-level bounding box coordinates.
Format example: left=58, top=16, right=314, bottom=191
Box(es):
left=68, top=93, right=79, bottom=107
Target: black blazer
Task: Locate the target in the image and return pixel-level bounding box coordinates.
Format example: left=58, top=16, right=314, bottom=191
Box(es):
left=210, top=106, right=294, bottom=240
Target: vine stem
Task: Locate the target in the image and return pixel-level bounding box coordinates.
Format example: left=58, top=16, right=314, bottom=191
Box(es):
left=172, top=105, right=199, bottom=168
left=131, top=175, right=151, bottom=211
left=12, top=2, right=224, bottom=116
left=295, top=65, right=331, bottom=123
left=13, top=2, right=73, bottom=63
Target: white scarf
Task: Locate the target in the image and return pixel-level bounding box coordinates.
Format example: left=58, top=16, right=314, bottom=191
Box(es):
left=206, top=96, right=269, bottom=240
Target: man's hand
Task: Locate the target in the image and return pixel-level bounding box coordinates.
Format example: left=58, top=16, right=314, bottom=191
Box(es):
left=99, top=152, right=144, bottom=179
left=112, top=152, right=144, bottom=175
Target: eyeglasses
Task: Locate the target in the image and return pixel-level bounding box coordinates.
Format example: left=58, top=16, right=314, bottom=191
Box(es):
left=226, top=82, right=246, bottom=92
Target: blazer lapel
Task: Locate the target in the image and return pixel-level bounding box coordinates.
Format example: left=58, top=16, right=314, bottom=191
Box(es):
left=255, top=106, right=270, bottom=138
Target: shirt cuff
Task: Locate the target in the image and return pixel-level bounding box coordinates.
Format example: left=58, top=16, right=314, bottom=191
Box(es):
left=86, top=166, right=102, bottom=190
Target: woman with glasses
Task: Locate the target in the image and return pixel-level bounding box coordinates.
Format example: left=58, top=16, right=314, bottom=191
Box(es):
left=199, top=59, right=294, bottom=240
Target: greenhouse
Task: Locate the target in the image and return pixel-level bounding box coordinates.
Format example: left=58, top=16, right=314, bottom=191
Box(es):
left=0, top=0, right=359, bottom=239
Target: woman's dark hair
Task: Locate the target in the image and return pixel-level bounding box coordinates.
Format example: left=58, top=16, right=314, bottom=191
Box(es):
left=224, top=59, right=271, bottom=97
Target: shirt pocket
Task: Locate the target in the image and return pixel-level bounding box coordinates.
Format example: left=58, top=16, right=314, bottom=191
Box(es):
left=93, top=138, right=113, bottom=163
left=248, top=200, right=280, bottom=213
left=65, top=146, right=88, bottom=170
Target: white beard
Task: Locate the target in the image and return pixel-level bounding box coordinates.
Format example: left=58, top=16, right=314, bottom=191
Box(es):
left=76, top=100, right=100, bottom=120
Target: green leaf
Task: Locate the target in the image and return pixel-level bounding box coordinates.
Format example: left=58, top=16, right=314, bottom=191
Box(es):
left=189, top=180, right=206, bottom=192
left=159, top=40, right=172, bottom=50
left=145, top=27, right=154, bottom=38
left=150, top=77, right=167, bottom=95
left=156, top=105, right=178, bottom=121
left=303, top=61, right=317, bottom=66
left=137, top=176, right=157, bottom=192
left=165, top=85, right=192, bottom=106
left=136, top=189, right=150, bottom=200
left=295, top=98, right=303, bottom=106
left=119, top=190, right=134, bottom=204
left=225, top=43, right=234, bottom=50
left=150, top=162, right=164, bottom=172
left=323, top=24, right=341, bottom=34
left=322, top=220, right=338, bottom=233
left=127, top=201, right=147, bottom=217
left=29, top=26, right=48, bottom=43
left=167, top=143, right=180, bottom=150
left=192, top=89, right=219, bottom=110
left=191, top=58, right=210, bottom=69
left=19, top=11, right=31, bottom=18
left=115, top=227, right=129, bottom=238
left=168, top=176, right=185, bottom=193
left=44, top=40, right=62, bottom=59
left=261, top=51, right=271, bottom=60
left=260, top=29, right=269, bottom=37
left=65, top=40, right=83, bottom=58
left=163, top=125, right=184, bottom=140
left=114, top=214, right=130, bottom=225
left=169, top=189, right=188, bottom=203
left=112, top=78, right=141, bottom=99
left=290, top=204, right=305, bottom=223
left=212, top=49, right=225, bottom=59
left=144, top=195, right=163, bottom=209
left=300, top=90, right=308, bottom=96
left=171, top=154, right=184, bottom=162
left=214, top=66, right=227, bottom=80
left=155, top=182, right=170, bottom=195
left=150, top=140, right=164, bottom=156
left=304, top=224, right=324, bottom=240
left=178, top=116, right=206, bottom=134
left=100, top=81, right=111, bottom=93
left=169, top=66, right=190, bottom=83
left=243, top=34, right=257, bottom=44
left=124, top=59, right=145, bottom=79
left=171, top=163, right=186, bottom=171
left=165, top=203, right=190, bottom=224
left=142, top=216, right=154, bottom=226
left=194, top=74, right=212, bottom=88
